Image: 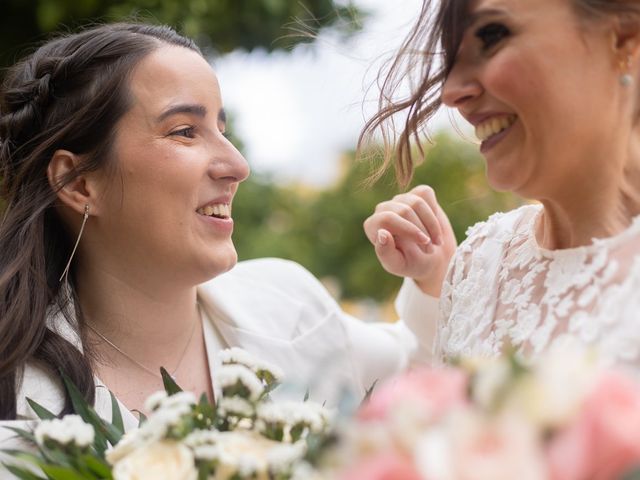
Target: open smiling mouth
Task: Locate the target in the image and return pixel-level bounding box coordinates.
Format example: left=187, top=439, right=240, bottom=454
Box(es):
left=196, top=203, right=231, bottom=219
left=475, top=115, right=517, bottom=143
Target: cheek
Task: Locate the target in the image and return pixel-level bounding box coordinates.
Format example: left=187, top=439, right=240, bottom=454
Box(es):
left=125, top=146, right=198, bottom=200
left=483, top=53, right=541, bottom=111
left=105, top=147, right=202, bottom=235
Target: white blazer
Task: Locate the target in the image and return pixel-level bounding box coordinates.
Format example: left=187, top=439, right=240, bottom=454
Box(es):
left=0, top=258, right=436, bottom=476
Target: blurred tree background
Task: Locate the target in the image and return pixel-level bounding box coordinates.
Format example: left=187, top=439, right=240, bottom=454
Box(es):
left=1, top=0, right=362, bottom=73
left=1, top=0, right=520, bottom=309
left=233, top=135, right=521, bottom=304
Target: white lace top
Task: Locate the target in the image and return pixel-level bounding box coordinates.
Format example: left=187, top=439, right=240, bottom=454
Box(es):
left=437, top=204, right=640, bottom=368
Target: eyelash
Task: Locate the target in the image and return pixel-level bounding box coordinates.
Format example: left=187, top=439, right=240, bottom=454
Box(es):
left=171, top=127, right=196, bottom=139
left=475, top=22, right=510, bottom=51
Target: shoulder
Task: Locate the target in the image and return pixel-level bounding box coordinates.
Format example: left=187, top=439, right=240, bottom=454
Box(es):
left=199, top=258, right=341, bottom=338
left=15, top=362, right=65, bottom=420
left=460, top=203, right=540, bottom=252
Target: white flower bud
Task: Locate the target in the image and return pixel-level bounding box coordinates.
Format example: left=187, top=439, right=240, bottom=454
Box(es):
left=34, top=415, right=95, bottom=448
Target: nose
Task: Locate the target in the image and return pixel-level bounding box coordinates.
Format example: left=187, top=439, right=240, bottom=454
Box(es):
left=441, top=61, right=483, bottom=109
left=210, top=138, right=250, bottom=183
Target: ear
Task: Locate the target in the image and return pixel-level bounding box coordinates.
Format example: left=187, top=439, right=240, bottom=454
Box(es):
left=47, top=150, right=102, bottom=216
left=611, top=15, right=640, bottom=58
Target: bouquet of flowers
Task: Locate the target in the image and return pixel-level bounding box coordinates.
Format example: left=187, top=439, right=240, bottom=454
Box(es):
left=6, top=345, right=640, bottom=480
left=2, top=348, right=331, bottom=480
left=322, top=347, right=640, bottom=480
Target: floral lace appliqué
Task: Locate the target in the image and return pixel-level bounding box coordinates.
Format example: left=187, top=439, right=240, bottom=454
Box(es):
left=438, top=205, right=640, bottom=369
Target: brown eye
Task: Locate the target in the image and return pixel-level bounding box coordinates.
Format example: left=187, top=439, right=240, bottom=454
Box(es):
left=475, top=23, right=510, bottom=50
left=171, top=127, right=195, bottom=138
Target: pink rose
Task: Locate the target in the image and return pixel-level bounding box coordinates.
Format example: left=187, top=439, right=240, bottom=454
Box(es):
left=547, top=413, right=595, bottom=480
left=586, top=372, right=640, bottom=479
left=451, top=413, right=547, bottom=480
left=340, top=453, right=423, bottom=480
left=548, top=370, right=640, bottom=480
left=358, top=367, right=468, bottom=423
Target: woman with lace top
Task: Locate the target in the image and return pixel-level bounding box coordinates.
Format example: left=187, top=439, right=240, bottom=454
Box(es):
left=362, top=0, right=640, bottom=368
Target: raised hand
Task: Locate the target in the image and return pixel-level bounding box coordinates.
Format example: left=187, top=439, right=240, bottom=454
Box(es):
left=364, top=185, right=457, bottom=297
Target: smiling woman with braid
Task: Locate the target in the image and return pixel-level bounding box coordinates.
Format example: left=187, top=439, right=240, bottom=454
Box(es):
left=0, top=23, right=427, bottom=452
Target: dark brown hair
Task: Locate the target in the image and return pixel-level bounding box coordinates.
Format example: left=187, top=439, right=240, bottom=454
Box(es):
left=0, top=23, right=200, bottom=419
left=359, top=0, right=640, bottom=187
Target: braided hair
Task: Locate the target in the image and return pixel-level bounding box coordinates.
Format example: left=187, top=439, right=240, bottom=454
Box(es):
left=0, top=23, right=200, bottom=419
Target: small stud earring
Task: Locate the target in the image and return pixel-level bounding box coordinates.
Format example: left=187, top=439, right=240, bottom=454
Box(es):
left=620, top=73, right=633, bottom=87
left=620, top=55, right=634, bottom=87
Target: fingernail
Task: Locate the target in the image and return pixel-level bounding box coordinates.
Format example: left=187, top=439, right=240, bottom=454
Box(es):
left=419, top=232, right=431, bottom=245
left=377, top=230, right=389, bottom=246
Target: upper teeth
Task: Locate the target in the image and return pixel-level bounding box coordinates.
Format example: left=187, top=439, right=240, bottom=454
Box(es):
left=475, top=115, right=516, bottom=142
left=197, top=203, right=231, bottom=218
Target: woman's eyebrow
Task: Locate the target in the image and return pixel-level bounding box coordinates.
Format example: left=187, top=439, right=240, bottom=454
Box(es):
left=466, top=7, right=509, bottom=29
left=156, top=103, right=207, bottom=122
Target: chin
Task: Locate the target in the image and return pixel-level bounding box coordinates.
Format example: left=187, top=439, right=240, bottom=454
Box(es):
left=485, top=163, right=525, bottom=193
left=199, top=247, right=238, bottom=282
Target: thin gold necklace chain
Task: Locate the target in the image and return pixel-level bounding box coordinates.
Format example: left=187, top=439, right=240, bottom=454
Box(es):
left=86, top=304, right=201, bottom=381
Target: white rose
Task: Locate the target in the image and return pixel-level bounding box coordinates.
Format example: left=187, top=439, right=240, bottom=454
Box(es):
left=106, top=430, right=147, bottom=465
left=112, top=440, right=197, bottom=480
left=506, top=344, right=597, bottom=428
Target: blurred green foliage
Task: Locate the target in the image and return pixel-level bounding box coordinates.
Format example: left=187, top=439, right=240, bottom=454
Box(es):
left=233, top=133, right=522, bottom=301
left=1, top=0, right=362, bottom=73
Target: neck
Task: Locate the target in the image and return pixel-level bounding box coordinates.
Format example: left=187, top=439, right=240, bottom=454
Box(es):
left=74, top=263, right=201, bottom=366
left=536, top=141, right=640, bottom=250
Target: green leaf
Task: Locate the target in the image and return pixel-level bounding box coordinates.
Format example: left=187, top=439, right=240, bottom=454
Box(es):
left=261, top=380, right=280, bottom=398
left=109, top=391, right=124, bottom=435
left=134, top=410, right=147, bottom=427
left=59, top=373, right=120, bottom=451
left=304, top=431, right=338, bottom=465
left=1, top=450, right=49, bottom=479
left=0, top=450, right=43, bottom=463
left=80, top=454, right=112, bottom=478
left=360, top=379, right=378, bottom=406
left=621, top=468, right=640, bottom=480
left=37, top=445, right=73, bottom=468
left=289, top=423, right=306, bottom=443
left=2, top=426, right=36, bottom=444
left=25, top=399, right=56, bottom=421
left=2, top=464, right=46, bottom=480
left=161, top=368, right=183, bottom=395
left=41, top=464, right=92, bottom=480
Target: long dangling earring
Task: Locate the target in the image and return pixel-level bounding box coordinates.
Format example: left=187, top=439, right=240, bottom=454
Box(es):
left=620, top=55, right=634, bottom=87
left=59, top=204, right=90, bottom=283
